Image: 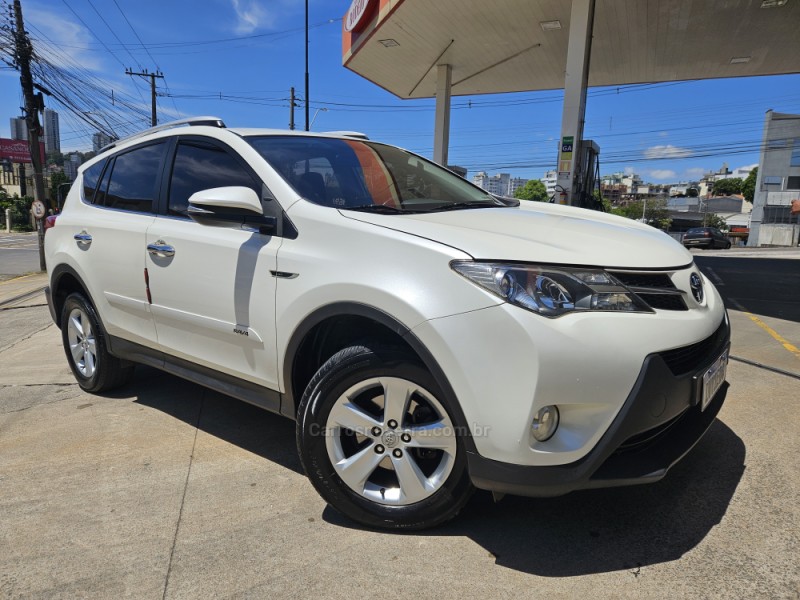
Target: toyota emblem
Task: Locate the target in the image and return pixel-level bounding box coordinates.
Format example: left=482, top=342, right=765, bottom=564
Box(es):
left=690, top=273, right=704, bottom=303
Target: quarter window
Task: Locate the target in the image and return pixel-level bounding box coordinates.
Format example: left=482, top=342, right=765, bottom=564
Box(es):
left=168, top=142, right=259, bottom=217
left=99, top=142, right=165, bottom=212
left=81, top=160, right=105, bottom=203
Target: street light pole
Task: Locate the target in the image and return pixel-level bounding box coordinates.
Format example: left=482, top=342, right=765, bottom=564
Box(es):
left=310, top=107, right=327, bottom=128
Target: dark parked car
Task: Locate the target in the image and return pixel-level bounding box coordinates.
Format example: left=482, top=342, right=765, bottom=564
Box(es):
left=683, top=227, right=731, bottom=249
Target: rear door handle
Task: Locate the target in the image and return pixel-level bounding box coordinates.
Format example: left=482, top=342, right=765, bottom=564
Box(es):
left=74, top=231, right=92, bottom=245
left=147, top=241, right=175, bottom=258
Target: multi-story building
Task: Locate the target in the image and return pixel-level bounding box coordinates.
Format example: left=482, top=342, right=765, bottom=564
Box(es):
left=42, top=108, right=60, bottom=155
left=508, top=177, right=529, bottom=197
left=63, top=153, right=83, bottom=181
left=540, top=170, right=557, bottom=196
left=749, top=110, right=800, bottom=247
left=10, top=116, right=27, bottom=140
left=472, top=171, right=511, bottom=196
left=92, top=132, right=114, bottom=152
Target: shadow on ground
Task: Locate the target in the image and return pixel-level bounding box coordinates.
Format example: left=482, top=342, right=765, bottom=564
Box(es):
left=694, top=256, right=800, bottom=323
left=112, top=367, right=745, bottom=578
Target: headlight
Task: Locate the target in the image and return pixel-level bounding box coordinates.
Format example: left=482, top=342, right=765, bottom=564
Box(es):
left=451, top=261, right=652, bottom=317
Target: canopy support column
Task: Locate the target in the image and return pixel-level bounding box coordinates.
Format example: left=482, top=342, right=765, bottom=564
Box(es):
left=433, top=63, right=452, bottom=166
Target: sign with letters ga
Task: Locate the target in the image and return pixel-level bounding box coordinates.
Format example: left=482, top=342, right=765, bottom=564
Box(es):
left=561, top=136, right=574, bottom=155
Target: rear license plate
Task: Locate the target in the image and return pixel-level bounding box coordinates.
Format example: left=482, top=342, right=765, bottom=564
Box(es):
left=701, top=350, right=728, bottom=411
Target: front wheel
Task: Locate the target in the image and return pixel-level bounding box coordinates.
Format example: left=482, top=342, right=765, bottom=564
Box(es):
left=297, top=344, right=473, bottom=530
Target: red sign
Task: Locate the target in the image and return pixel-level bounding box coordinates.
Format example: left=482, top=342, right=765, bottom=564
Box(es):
left=0, top=138, right=46, bottom=164
left=344, top=0, right=376, bottom=32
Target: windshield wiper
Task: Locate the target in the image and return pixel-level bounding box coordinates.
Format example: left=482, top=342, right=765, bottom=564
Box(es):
left=341, top=204, right=407, bottom=214
left=429, top=201, right=504, bottom=212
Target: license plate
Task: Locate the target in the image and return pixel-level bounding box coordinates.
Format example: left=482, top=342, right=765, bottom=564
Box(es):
left=701, top=350, right=728, bottom=411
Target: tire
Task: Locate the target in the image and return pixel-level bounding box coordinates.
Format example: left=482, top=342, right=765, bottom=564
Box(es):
left=297, top=344, right=474, bottom=530
left=725, top=241, right=732, bottom=249
left=61, top=292, right=135, bottom=393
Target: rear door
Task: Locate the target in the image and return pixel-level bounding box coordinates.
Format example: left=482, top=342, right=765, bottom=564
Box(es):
left=145, top=137, right=282, bottom=391
left=75, top=141, right=168, bottom=347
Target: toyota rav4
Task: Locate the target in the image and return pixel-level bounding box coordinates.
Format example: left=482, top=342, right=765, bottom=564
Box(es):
left=44, top=117, right=730, bottom=530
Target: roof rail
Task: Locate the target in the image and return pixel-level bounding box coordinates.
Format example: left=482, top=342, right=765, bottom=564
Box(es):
left=324, top=130, right=369, bottom=140
left=100, top=116, right=226, bottom=152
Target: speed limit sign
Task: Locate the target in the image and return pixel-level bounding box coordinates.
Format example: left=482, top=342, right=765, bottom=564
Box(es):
left=31, top=200, right=46, bottom=220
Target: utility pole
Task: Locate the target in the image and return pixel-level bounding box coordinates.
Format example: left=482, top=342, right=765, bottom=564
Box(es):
left=12, top=0, right=47, bottom=271
left=125, top=68, right=164, bottom=126
left=304, top=0, right=309, bottom=131
left=289, top=87, right=296, bottom=130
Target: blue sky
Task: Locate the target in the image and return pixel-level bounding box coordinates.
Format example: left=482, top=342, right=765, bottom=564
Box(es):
left=2, top=0, right=799, bottom=184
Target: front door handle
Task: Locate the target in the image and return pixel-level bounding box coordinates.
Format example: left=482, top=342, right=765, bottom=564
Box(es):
left=74, top=231, right=92, bottom=245
left=147, top=240, right=175, bottom=258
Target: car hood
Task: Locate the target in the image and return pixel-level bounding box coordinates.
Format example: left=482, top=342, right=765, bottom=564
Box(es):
left=342, top=201, right=693, bottom=269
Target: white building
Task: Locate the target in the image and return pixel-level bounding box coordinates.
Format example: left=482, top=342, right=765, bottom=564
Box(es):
left=472, top=171, right=511, bottom=196
left=92, top=132, right=114, bottom=152
left=540, top=170, right=558, bottom=196
left=508, top=177, right=529, bottom=197
left=42, top=108, right=60, bottom=155
left=10, top=117, right=27, bottom=140
left=749, top=110, right=800, bottom=247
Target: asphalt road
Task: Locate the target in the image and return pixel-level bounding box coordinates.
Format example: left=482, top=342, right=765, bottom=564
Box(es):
left=0, top=233, right=43, bottom=281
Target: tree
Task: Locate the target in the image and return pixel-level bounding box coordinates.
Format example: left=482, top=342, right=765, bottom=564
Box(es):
left=742, top=167, right=757, bottom=204
left=712, top=177, right=743, bottom=196
left=704, top=213, right=727, bottom=230
left=49, top=171, right=70, bottom=206
left=611, top=198, right=672, bottom=230
left=514, top=179, right=549, bottom=202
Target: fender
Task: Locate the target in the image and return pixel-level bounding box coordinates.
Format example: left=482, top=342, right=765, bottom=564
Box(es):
left=280, top=302, right=477, bottom=453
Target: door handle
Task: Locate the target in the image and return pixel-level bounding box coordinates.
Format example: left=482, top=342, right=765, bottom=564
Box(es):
left=74, top=231, right=92, bottom=245
left=147, top=240, right=175, bottom=258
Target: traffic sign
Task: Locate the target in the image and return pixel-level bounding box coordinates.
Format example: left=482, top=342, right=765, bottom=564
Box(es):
left=31, top=200, right=46, bottom=220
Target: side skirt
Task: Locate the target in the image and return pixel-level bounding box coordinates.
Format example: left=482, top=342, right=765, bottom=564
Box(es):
left=107, top=336, right=284, bottom=416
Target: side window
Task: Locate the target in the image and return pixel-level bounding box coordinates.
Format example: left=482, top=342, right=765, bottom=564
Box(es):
left=100, top=142, right=165, bottom=213
left=168, top=141, right=259, bottom=217
left=81, top=160, right=105, bottom=203
left=94, top=158, right=113, bottom=206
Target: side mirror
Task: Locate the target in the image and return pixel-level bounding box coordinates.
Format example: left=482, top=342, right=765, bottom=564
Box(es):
left=187, top=186, right=276, bottom=233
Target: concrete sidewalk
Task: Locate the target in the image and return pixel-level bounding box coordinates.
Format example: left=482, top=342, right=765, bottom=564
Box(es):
left=0, top=305, right=798, bottom=599
left=0, top=271, right=48, bottom=307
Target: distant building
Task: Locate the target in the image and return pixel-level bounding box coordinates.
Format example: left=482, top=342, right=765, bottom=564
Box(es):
left=42, top=108, right=60, bottom=154
left=749, top=110, right=800, bottom=247
left=10, top=117, right=27, bottom=141
left=63, top=153, right=82, bottom=181
left=540, top=170, right=557, bottom=196
left=92, top=132, right=114, bottom=152
left=472, top=171, right=514, bottom=196
left=508, top=177, right=529, bottom=197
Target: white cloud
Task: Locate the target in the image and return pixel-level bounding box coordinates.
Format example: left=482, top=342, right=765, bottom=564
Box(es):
left=623, top=166, right=635, bottom=175
left=685, top=167, right=706, bottom=178
left=735, top=163, right=758, bottom=173
left=25, top=6, right=103, bottom=70
left=230, top=0, right=273, bottom=34
left=648, top=169, right=678, bottom=181
left=658, top=131, right=669, bottom=137
left=643, top=145, right=693, bottom=160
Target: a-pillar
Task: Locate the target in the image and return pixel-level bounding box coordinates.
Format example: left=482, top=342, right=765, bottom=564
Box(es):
left=433, top=64, right=452, bottom=166
left=556, top=0, right=596, bottom=205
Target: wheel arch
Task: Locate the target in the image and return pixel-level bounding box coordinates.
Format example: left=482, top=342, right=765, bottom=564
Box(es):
left=281, top=302, right=474, bottom=447
left=49, top=264, right=101, bottom=332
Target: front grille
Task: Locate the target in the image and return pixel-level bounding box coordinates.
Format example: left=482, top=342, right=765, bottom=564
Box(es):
left=638, top=294, right=687, bottom=311
left=658, top=319, right=729, bottom=376
left=610, top=271, right=674, bottom=289
left=608, top=270, right=688, bottom=311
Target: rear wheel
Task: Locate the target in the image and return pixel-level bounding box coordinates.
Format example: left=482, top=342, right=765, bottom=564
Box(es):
left=297, top=344, right=473, bottom=530
left=61, top=293, right=135, bottom=393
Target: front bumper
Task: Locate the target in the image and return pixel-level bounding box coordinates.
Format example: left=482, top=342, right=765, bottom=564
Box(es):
left=467, top=318, right=731, bottom=497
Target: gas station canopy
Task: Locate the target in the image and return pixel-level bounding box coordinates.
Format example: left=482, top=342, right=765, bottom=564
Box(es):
left=342, top=0, right=800, bottom=99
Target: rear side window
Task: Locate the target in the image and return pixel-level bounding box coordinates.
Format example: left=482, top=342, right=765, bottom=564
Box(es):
left=98, top=142, right=166, bottom=213
left=81, top=160, right=105, bottom=203
left=167, top=141, right=259, bottom=217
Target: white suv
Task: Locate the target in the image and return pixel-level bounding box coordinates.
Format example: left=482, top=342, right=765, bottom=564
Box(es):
left=45, top=117, right=730, bottom=530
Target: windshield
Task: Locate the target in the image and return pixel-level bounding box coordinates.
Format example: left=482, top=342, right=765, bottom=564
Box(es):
left=246, top=135, right=500, bottom=213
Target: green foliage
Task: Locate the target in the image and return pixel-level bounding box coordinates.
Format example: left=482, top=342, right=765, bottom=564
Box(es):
left=611, top=198, right=672, bottom=230
left=514, top=179, right=549, bottom=202
left=704, top=213, right=728, bottom=230
left=742, top=167, right=757, bottom=204
left=0, top=194, right=35, bottom=232
left=712, top=177, right=743, bottom=196
left=49, top=171, right=70, bottom=207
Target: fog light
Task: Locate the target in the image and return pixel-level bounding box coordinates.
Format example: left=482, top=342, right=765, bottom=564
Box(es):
left=531, top=405, right=559, bottom=442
